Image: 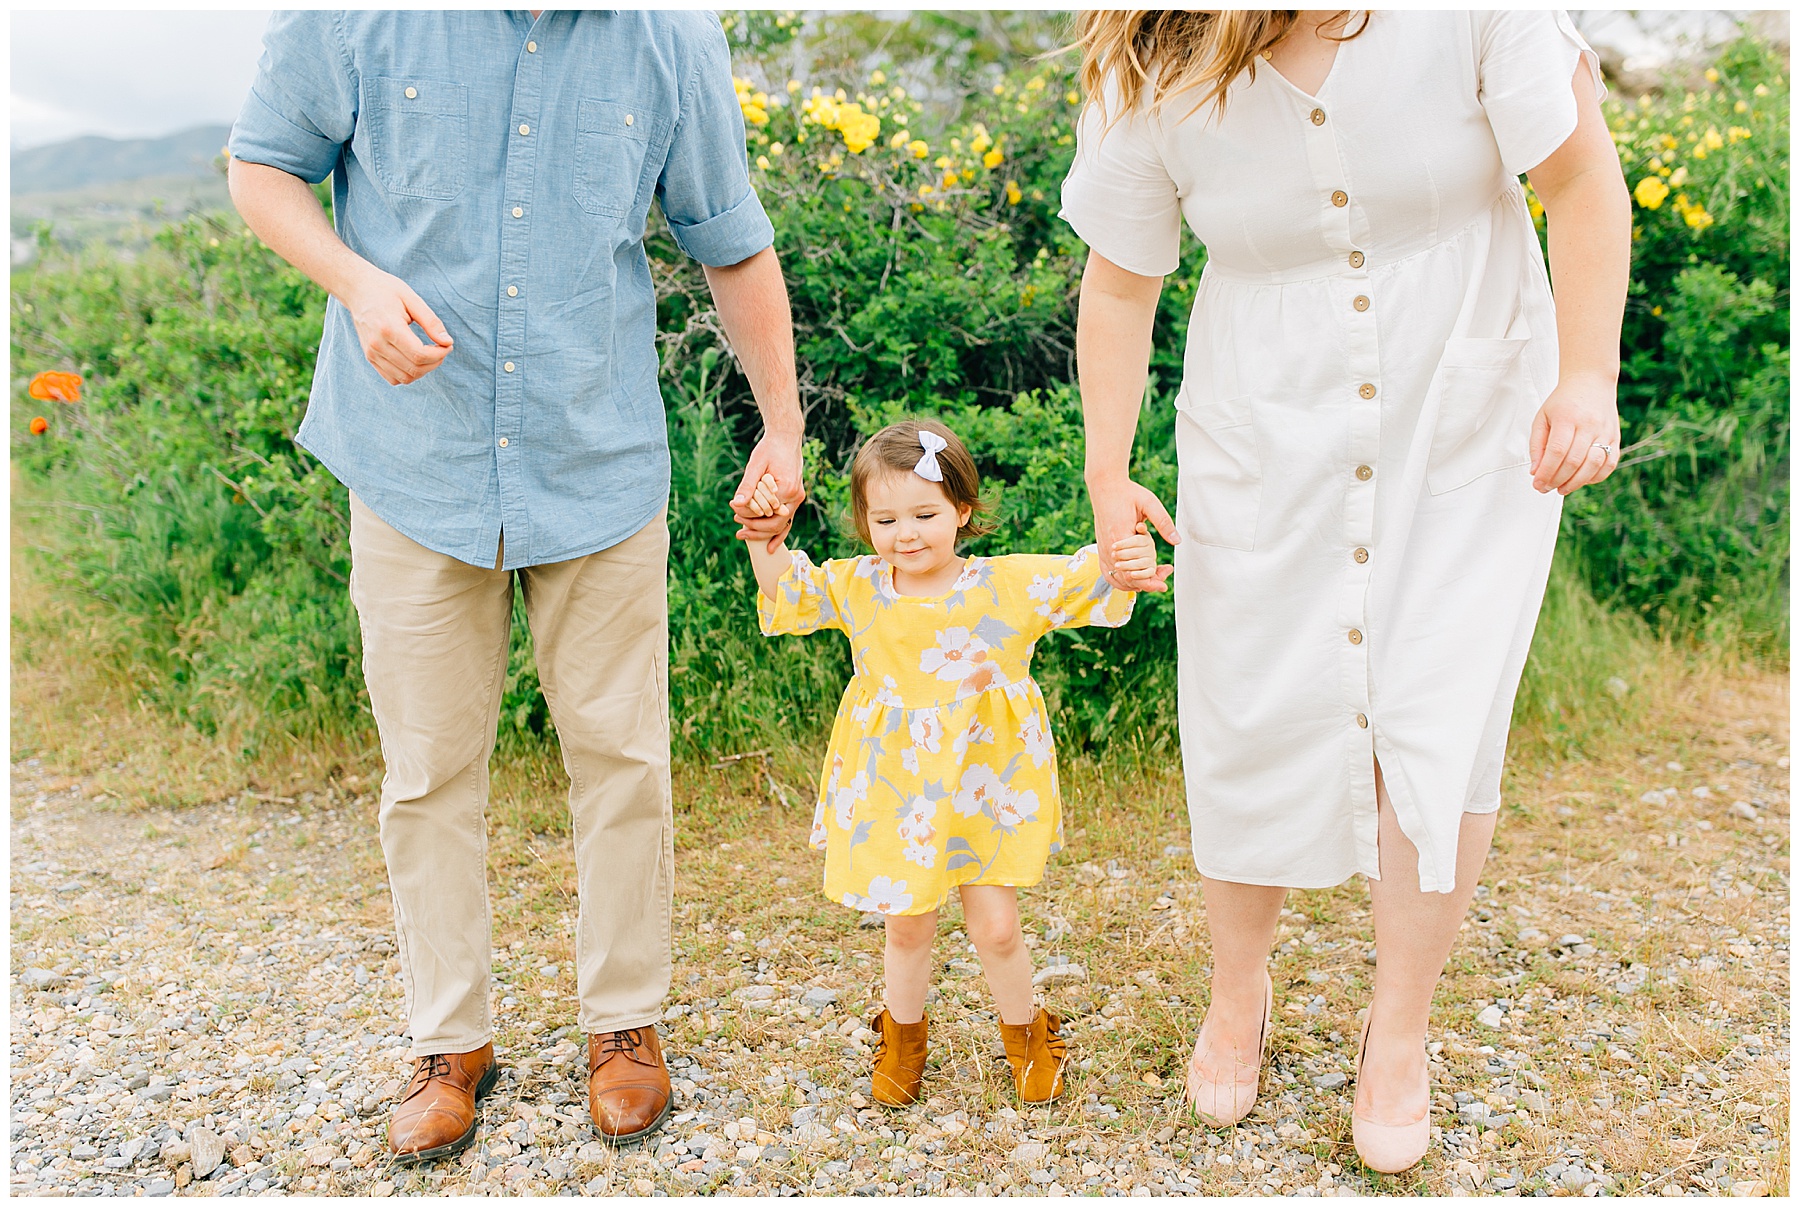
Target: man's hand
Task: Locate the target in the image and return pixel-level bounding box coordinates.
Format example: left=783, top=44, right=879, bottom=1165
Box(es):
left=731, top=430, right=804, bottom=552
left=343, top=267, right=454, bottom=386
left=1090, top=475, right=1178, bottom=593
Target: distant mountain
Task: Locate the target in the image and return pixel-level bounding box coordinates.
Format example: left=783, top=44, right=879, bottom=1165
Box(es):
left=11, top=125, right=233, bottom=196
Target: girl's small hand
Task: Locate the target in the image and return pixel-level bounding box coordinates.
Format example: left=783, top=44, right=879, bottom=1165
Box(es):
left=743, top=472, right=783, bottom=518
left=1110, top=521, right=1172, bottom=591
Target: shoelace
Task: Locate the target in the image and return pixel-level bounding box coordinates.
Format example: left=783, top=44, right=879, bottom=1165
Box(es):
left=594, top=1030, right=647, bottom=1066
left=418, top=1053, right=453, bottom=1081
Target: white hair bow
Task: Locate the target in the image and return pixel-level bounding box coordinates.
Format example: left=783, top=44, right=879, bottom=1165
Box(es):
left=913, top=430, right=948, bottom=482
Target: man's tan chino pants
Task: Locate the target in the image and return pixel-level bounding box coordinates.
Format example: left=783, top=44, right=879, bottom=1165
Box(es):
left=349, top=495, right=673, bottom=1058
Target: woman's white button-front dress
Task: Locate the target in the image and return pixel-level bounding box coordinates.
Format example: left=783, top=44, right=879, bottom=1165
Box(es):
left=1060, top=11, right=1602, bottom=893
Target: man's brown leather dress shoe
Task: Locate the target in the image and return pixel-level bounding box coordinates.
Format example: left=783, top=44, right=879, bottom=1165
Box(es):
left=387, top=1044, right=499, bottom=1164
left=587, top=1027, right=672, bottom=1145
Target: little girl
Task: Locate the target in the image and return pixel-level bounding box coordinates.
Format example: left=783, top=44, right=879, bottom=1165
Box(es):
left=738, top=419, right=1159, bottom=1107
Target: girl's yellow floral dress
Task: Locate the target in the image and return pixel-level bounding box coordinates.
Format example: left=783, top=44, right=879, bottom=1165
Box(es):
left=759, top=546, right=1135, bottom=915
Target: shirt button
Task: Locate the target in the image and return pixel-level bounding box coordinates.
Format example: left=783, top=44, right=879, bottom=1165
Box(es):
left=404, top=87, right=417, bottom=100
left=1358, top=382, right=1377, bottom=400
left=1356, top=464, right=1374, bottom=481
left=1331, top=190, right=1348, bottom=208
left=526, top=40, right=538, bottom=53
left=504, top=362, right=516, bottom=373
left=518, top=123, right=531, bottom=136
left=1349, top=250, right=1365, bottom=268
left=512, top=206, right=524, bottom=218
left=1348, top=628, right=1364, bottom=646
left=1310, top=107, right=1326, bottom=125
left=498, top=437, right=509, bottom=448
left=507, top=285, right=519, bottom=298
left=1355, top=713, right=1369, bottom=729
left=1353, top=547, right=1369, bottom=564
left=1353, top=295, right=1370, bottom=312
left=625, top=114, right=635, bottom=127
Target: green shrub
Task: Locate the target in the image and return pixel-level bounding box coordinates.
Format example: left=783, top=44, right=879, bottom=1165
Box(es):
left=11, top=30, right=1787, bottom=766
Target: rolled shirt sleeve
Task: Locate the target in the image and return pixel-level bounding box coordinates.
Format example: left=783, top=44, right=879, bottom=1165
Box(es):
left=658, top=17, right=775, bottom=266
left=228, top=10, right=358, bottom=184
left=1477, top=10, right=1606, bottom=178
left=1059, top=77, right=1183, bottom=278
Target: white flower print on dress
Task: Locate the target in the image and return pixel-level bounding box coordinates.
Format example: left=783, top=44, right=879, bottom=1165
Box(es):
left=951, top=715, right=996, bottom=758
left=895, top=796, right=938, bottom=844
left=902, top=840, right=936, bottom=869
left=1018, top=712, right=1053, bottom=767
left=844, top=875, right=914, bottom=915
left=952, top=764, right=1006, bottom=818
left=832, top=770, right=870, bottom=831
left=993, top=786, right=1040, bottom=831
left=919, top=627, right=993, bottom=684
left=907, top=709, right=945, bottom=753
left=1027, top=573, right=1063, bottom=617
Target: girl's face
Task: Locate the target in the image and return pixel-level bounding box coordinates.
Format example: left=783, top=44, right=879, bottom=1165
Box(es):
left=863, top=471, right=972, bottom=580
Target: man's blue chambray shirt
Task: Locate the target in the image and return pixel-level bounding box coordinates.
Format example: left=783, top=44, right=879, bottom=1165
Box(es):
left=230, top=10, right=774, bottom=569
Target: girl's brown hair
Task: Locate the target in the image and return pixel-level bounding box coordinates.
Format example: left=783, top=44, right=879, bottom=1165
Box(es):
left=1072, top=10, right=1370, bottom=129
left=849, top=420, right=996, bottom=545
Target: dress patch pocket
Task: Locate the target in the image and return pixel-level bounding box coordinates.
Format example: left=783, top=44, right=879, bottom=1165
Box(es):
left=1174, top=393, right=1261, bottom=551
left=1424, top=336, right=1537, bottom=495
left=366, top=77, right=468, bottom=202
left=574, top=99, right=655, bottom=220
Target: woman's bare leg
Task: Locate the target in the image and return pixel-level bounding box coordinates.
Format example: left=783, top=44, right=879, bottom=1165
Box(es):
left=1193, top=877, right=1286, bottom=1081
left=1359, top=761, right=1497, bottom=1123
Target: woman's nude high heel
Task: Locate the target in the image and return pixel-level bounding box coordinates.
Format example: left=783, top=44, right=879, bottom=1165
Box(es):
left=1186, top=971, right=1273, bottom=1127
left=1352, top=1012, right=1431, bottom=1174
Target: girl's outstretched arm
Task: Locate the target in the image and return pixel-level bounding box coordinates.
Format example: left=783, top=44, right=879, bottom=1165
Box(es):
left=743, top=524, right=795, bottom=601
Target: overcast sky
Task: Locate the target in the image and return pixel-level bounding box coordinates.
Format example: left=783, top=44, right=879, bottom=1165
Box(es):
left=10, top=10, right=272, bottom=150
left=6, top=9, right=1772, bottom=152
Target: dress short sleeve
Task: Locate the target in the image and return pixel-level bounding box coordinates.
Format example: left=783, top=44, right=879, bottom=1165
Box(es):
left=758, top=550, right=853, bottom=637
left=1019, top=546, right=1136, bottom=636
left=1059, top=79, right=1183, bottom=277
left=1476, top=10, right=1607, bottom=177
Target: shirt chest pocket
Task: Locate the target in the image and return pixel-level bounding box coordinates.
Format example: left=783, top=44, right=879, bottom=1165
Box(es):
left=365, top=77, right=468, bottom=202
left=574, top=99, right=659, bottom=222
left=1424, top=335, right=1539, bottom=496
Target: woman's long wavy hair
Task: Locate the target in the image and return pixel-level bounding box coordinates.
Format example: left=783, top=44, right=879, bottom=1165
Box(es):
left=1072, top=10, right=1370, bottom=128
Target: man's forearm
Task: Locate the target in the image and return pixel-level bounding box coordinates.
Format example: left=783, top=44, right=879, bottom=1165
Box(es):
left=228, top=158, right=376, bottom=303
left=704, top=247, right=803, bottom=437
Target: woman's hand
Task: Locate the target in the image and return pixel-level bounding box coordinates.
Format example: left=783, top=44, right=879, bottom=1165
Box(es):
left=1529, top=370, right=1620, bottom=495
left=1110, top=520, right=1174, bottom=593
left=1091, top=475, right=1178, bottom=592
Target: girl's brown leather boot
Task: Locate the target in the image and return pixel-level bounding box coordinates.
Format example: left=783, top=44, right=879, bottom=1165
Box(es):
left=870, top=1008, right=929, bottom=1106
left=999, top=1008, right=1068, bottom=1103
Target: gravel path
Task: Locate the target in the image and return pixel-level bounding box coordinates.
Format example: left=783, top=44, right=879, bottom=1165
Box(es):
left=9, top=672, right=1789, bottom=1197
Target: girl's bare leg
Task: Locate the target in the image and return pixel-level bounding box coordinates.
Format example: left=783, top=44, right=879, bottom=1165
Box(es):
left=960, top=886, right=1036, bottom=1024
left=883, top=911, right=939, bottom=1024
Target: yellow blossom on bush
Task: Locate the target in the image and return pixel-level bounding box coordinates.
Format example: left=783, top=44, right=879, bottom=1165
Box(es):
left=1753, top=83, right=1769, bottom=97
left=1066, top=90, right=1080, bottom=105
left=1729, top=126, right=1751, bottom=142
left=890, top=130, right=911, bottom=149
left=1703, top=127, right=1724, bottom=150
left=983, top=148, right=1004, bottom=170
left=1735, top=99, right=1749, bottom=113
left=1633, top=176, right=1670, bottom=209
left=756, top=155, right=770, bottom=170
left=993, top=82, right=1006, bottom=95
left=1005, top=180, right=1022, bottom=205
left=918, top=183, right=934, bottom=197
left=770, top=142, right=784, bottom=156
left=836, top=105, right=881, bottom=154
left=1705, top=67, right=1720, bottom=83
left=1668, top=166, right=1688, bottom=187
left=908, top=139, right=929, bottom=159
left=934, top=155, right=953, bottom=169
left=870, top=70, right=886, bottom=86
left=941, top=170, right=959, bottom=190
left=787, top=79, right=801, bottom=94
left=1683, top=204, right=1713, bottom=231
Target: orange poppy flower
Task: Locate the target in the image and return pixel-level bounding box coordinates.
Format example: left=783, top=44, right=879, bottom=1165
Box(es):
left=29, top=416, right=48, bottom=435
left=27, top=371, right=83, bottom=403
